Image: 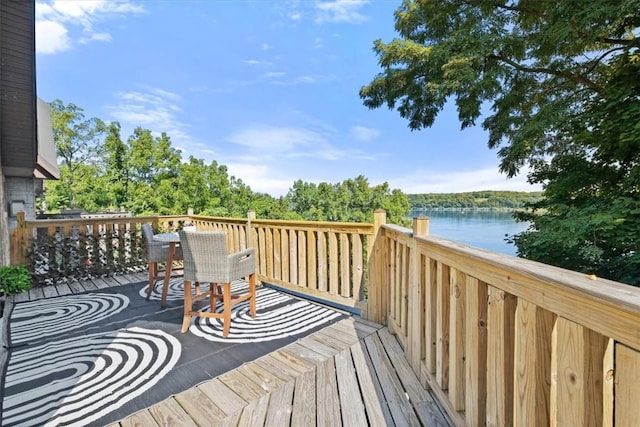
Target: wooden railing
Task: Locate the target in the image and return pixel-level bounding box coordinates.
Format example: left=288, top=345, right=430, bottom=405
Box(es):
left=11, top=211, right=373, bottom=309
left=10, top=213, right=189, bottom=284
left=366, top=211, right=640, bottom=426
left=13, top=208, right=640, bottom=425
left=187, top=212, right=374, bottom=310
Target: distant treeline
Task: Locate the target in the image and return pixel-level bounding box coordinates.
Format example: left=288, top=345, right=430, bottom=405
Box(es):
left=408, top=191, right=543, bottom=209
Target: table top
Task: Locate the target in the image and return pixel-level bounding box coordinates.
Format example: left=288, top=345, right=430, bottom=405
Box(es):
left=153, top=232, right=180, bottom=243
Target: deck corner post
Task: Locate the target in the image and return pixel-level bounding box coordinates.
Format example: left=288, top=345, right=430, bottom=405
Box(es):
left=12, top=211, right=27, bottom=265
left=367, top=209, right=387, bottom=324
left=247, top=209, right=256, bottom=249
left=412, top=215, right=429, bottom=238
left=407, top=215, right=429, bottom=373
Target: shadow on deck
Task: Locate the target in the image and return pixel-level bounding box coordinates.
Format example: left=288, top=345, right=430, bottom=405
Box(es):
left=1, top=273, right=451, bottom=427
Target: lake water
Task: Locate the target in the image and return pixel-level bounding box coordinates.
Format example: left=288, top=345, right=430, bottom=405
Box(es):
left=408, top=209, right=529, bottom=256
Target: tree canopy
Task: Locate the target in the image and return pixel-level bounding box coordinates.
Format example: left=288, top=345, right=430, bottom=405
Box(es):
left=44, top=100, right=410, bottom=226
left=361, top=0, right=640, bottom=285
left=409, top=191, right=542, bottom=209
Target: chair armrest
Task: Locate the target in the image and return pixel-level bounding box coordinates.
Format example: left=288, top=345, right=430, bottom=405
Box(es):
left=226, top=248, right=255, bottom=279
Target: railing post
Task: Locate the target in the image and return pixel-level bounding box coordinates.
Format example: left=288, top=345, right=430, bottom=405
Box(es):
left=247, top=210, right=258, bottom=282
left=11, top=211, right=27, bottom=265
left=367, top=209, right=387, bottom=324
left=247, top=210, right=256, bottom=249
left=408, top=216, right=429, bottom=373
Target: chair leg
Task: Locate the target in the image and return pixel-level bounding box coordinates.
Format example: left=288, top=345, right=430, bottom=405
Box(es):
left=222, top=283, right=231, bottom=337
left=249, top=273, right=256, bottom=318
left=209, top=283, right=215, bottom=309
left=181, top=280, right=193, bottom=333
left=146, top=262, right=157, bottom=299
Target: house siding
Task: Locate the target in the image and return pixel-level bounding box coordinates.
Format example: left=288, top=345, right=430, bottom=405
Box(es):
left=0, top=0, right=39, bottom=266
left=0, top=0, right=37, bottom=178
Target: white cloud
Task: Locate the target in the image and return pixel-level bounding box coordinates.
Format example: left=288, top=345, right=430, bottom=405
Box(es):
left=225, top=163, right=293, bottom=196
left=79, top=32, right=112, bottom=44
left=315, top=0, right=370, bottom=24
left=35, top=0, right=144, bottom=54
left=264, top=74, right=338, bottom=86
left=228, top=127, right=325, bottom=152
left=35, top=20, right=70, bottom=54
left=387, top=168, right=542, bottom=194
left=226, top=124, right=376, bottom=162
left=262, top=71, right=287, bottom=79
left=107, top=88, right=191, bottom=144
left=349, top=125, right=379, bottom=141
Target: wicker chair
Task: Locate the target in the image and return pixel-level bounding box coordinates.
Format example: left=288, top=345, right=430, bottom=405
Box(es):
left=142, top=223, right=183, bottom=299
left=178, top=229, right=256, bottom=336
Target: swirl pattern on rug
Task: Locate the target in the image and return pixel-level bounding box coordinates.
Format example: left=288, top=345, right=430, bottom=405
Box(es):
left=9, top=293, right=130, bottom=345
left=190, top=287, right=344, bottom=342
left=3, top=327, right=181, bottom=427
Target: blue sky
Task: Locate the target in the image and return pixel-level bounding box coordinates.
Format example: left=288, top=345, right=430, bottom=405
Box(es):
left=35, top=0, right=540, bottom=197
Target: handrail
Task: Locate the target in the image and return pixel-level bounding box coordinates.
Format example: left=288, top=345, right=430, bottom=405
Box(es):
left=366, top=217, right=640, bottom=426
left=10, top=213, right=190, bottom=284
left=11, top=211, right=374, bottom=309
left=188, top=212, right=374, bottom=310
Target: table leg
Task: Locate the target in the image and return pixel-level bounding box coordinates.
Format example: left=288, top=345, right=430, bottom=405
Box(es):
left=161, top=241, right=176, bottom=307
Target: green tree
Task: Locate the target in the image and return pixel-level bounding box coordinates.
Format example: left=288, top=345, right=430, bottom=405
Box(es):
left=286, top=176, right=410, bottom=225
left=48, top=100, right=105, bottom=209
left=361, top=0, right=640, bottom=285
left=102, top=122, right=128, bottom=209
left=126, top=128, right=182, bottom=214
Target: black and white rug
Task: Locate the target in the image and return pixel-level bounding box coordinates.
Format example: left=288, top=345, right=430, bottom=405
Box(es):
left=1, top=279, right=345, bottom=426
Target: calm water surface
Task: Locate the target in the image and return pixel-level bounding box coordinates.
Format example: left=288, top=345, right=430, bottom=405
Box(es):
left=408, top=209, right=529, bottom=256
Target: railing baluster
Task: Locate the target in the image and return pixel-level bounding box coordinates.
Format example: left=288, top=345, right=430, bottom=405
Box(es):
left=297, top=230, right=307, bottom=287
left=317, top=231, right=327, bottom=293
left=273, top=228, right=282, bottom=280
left=328, top=231, right=339, bottom=296
left=306, top=230, right=317, bottom=291
left=551, top=318, right=607, bottom=426
left=289, top=228, right=298, bottom=285
left=464, top=276, right=488, bottom=427
left=448, top=267, right=466, bottom=411
left=513, top=299, right=554, bottom=426
left=339, top=233, right=350, bottom=298
left=436, top=262, right=450, bottom=390
left=486, top=286, right=516, bottom=426
left=614, top=343, right=640, bottom=424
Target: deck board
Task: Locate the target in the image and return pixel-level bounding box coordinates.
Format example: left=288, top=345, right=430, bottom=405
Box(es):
left=117, top=410, right=159, bottom=427
left=197, top=378, right=247, bottom=416
left=55, top=283, right=72, bottom=296
left=4, top=273, right=452, bottom=427
left=335, top=348, right=369, bottom=427
left=263, top=380, right=294, bottom=427
left=173, top=386, right=228, bottom=425
left=148, top=398, right=198, bottom=426
left=42, top=285, right=59, bottom=298
left=351, top=340, right=393, bottom=427
left=365, top=332, right=423, bottom=426
left=316, top=357, right=342, bottom=426
left=291, top=369, right=316, bottom=426
left=237, top=394, right=269, bottom=427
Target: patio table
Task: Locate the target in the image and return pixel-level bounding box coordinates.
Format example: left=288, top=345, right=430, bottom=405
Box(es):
left=153, top=232, right=180, bottom=307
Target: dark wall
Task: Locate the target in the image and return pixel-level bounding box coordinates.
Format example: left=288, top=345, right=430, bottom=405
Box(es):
left=0, top=0, right=37, bottom=177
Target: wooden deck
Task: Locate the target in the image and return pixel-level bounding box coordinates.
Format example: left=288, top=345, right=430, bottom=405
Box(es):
left=2, top=273, right=452, bottom=427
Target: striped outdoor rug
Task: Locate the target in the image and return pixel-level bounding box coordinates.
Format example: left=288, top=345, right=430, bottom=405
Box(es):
left=2, top=279, right=345, bottom=426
